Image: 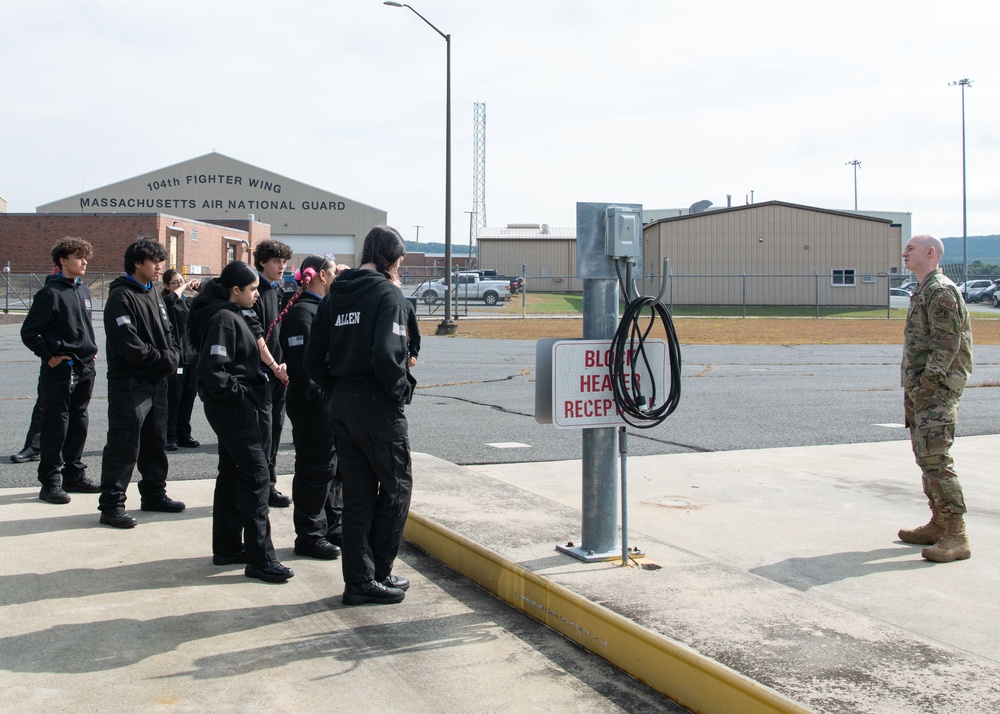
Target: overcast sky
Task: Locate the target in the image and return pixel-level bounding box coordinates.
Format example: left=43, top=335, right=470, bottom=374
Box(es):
left=3, top=0, right=998, bottom=247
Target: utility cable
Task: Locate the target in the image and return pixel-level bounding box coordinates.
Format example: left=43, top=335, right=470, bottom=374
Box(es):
left=609, top=260, right=682, bottom=428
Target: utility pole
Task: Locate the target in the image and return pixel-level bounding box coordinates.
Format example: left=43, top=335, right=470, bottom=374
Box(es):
left=413, top=225, right=423, bottom=250
left=845, top=159, right=861, bottom=210
left=949, top=77, right=973, bottom=287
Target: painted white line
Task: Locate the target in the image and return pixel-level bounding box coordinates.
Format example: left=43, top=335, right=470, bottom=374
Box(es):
left=487, top=442, right=532, bottom=449
left=873, top=423, right=907, bottom=429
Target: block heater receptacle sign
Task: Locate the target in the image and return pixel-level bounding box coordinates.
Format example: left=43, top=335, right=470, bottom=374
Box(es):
left=551, top=339, right=667, bottom=429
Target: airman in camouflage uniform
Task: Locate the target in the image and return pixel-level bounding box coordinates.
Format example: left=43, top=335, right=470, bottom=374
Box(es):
left=898, top=234, right=973, bottom=562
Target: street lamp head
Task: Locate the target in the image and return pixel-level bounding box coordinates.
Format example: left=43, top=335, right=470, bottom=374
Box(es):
left=383, top=1, right=404, bottom=6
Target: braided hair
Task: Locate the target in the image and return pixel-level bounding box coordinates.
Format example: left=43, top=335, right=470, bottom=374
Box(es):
left=360, top=225, right=406, bottom=280
left=264, top=254, right=333, bottom=343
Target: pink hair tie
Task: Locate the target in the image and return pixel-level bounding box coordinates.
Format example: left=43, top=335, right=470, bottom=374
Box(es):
left=293, top=268, right=303, bottom=281
left=302, top=267, right=317, bottom=283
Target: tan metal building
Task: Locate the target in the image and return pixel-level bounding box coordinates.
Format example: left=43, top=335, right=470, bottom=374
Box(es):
left=477, top=224, right=579, bottom=293
left=36, top=152, right=386, bottom=266
left=642, top=201, right=903, bottom=306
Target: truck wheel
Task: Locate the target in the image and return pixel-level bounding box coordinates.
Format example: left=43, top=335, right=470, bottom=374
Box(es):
left=422, top=290, right=438, bottom=305
left=483, top=291, right=498, bottom=306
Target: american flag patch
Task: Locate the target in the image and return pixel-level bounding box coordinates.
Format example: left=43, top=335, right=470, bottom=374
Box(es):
left=116, top=315, right=131, bottom=326
left=288, top=335, right=305, bottom=347
left=210, top=345, right=228, bottom=357
left=392, top=322, right=406, bottom=336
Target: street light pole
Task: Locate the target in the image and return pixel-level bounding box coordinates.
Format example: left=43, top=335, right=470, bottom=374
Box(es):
left=413, top=224, right=422, bottom=250
left=845, top=158, right=861, bottom=210
left=950, top=77, right=973, bottom=287
left=385, top=1, right=454, bottom=334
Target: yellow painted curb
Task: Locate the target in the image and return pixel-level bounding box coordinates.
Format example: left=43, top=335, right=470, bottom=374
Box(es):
left=405, top=512, right=811, bottom=714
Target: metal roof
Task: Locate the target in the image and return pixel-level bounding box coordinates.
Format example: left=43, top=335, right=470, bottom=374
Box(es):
left=478, top=225, right=574, bottom=240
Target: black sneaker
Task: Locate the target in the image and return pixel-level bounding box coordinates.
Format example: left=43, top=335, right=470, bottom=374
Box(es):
left=176, top=437, right=200, bottom=448
left=293, top=538, right=341, bottom=560
left=212, top=551, right=248, bottom=566
left=39, top=484, right=71, bottom=505
left=140, top=494, right=186, bottom=513
left=100, top=509, right=137, bottom=528
left=164, top=442, right=178, bottom=451
left=11, top=447, right=41, bottom=463
left=268, top=487, right=291, bottom=508
left=245, top=560, right=294, bottom=583
left=378, top=574, right=410, bottom=591
left=63, top=476, right=100, bottom=493
left=343, top=580, right=405, bottom=606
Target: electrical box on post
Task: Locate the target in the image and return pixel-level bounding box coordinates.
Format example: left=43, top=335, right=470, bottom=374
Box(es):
left=605, top=206, right=641, bottom=259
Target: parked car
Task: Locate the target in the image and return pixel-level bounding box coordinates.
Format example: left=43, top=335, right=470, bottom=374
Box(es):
left=967, top=280, right=1000, bottom=304
left=897, top=280, right=918, bottom=294
left=957, top=279, right=994, bottom=299
left=889, top=288, right=911, bottom=309
left=421, top=272, right=511, bottom=306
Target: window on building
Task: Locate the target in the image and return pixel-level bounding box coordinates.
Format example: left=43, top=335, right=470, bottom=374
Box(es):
left=831, top=269, right=856, bottom=287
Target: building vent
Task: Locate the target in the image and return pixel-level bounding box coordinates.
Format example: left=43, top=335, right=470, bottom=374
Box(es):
left=541, top=224, right=550, bottom=234
left=688, top=200, right=713, bottom=214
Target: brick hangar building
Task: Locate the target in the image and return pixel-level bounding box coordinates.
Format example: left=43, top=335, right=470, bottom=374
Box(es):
left=1, top=153, right=388, bottom=275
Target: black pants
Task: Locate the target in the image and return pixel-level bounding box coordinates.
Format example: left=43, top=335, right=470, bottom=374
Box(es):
left=204, top=397, right=275, bottom=565
left=331, top=382, right=412, bottom=588
left=286, top=390, right=341, bottom=545
left=98, top=376, right=169, bottom=512
left=22, top=369, right=44, bottom=452
left=258, top=378, right=286, bottom=487
left=37, top=359, right=95, bottom=487
left=166, top=363, right=198, bottom=443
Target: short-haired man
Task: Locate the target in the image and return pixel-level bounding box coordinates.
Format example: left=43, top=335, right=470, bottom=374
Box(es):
left=898, top=234, right=973, bottom=562
left=249, top=239, right=294, bottom=508
left=20, top=238, right=100, bottom=504
left=98, top=238, right=183, bottom=528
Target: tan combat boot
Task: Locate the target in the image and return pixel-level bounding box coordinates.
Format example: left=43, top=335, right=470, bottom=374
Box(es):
left=898, top=501, right=947, bottom=545
left=921, top=513, right=972, bottom=563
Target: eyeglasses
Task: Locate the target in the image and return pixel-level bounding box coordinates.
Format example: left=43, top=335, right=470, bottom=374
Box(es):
left=168, top=280, right=184, bottom=286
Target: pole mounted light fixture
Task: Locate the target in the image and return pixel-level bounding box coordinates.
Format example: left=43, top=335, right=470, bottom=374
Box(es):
left=384, top=1, right=455, bottom=334
left=949, top=77, right=973, bottom=288
left=845, top=159, right=861, bottom=210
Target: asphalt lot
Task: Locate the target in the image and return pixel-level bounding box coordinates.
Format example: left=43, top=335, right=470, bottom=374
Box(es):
left=3, top=321, right=1000, bottom=484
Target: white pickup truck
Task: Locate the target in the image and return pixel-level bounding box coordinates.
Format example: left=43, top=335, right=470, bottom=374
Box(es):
left=421, top=272, right=511, bottom=306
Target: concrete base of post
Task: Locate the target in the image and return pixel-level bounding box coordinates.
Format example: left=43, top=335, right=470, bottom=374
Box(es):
left=436, top=320, right=458, bottom=335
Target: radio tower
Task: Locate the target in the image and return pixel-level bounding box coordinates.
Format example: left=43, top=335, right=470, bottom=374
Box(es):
left=472, top=102, right=487, bottom=247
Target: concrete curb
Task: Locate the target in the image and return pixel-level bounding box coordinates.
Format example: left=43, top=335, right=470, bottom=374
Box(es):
left=404, top=511, right=811, bottom=714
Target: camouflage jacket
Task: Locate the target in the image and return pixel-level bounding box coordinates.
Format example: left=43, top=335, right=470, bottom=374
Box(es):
left=901, top=269, right=972, bottom=400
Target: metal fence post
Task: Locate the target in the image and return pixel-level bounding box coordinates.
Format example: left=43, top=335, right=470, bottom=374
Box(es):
left=742, top=271, right=747, bottom=318
left=815, top=272, right=820, bottom=318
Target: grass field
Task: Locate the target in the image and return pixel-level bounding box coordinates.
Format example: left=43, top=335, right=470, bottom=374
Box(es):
left=445, top=317, right=1000, bottom=344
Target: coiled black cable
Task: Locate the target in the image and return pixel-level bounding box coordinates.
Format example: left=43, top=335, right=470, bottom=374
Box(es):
left=609, top=265, right=682, bottom=428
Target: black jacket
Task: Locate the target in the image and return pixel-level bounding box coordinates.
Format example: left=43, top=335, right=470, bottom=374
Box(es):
left=190, top=297, right=268, bottom=408
left=21, top=274, right=98, bottom=364
left=163, top=291, right=197, bottom=365
left=304, top=269, right=409, bottom=403
left=103, top=275, right=178, bottom=381
left=279, top=292, right=329, bottom=408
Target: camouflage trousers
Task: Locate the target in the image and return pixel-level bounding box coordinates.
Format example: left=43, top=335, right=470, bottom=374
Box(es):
left=908, top=424, right=967, bottom=514
left=904, top=388, right=967, bottom=514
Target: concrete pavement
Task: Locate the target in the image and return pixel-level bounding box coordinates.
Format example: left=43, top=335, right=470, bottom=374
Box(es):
left=2, top=437, right=997, bottom=712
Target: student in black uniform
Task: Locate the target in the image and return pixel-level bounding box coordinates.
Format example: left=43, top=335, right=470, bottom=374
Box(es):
left=189, top=261, right=293, bottom=584
left=250, top=239, right=294, bottom=508
left=13, top=271, right=62, bottom=464
left=98, top=238, right=184, bottom=528
left=20, top=238, right=100, bottom=504
left=304, top=226, right=413, bottom=606
left=161, top=270, right=201, bottom=451
left=275, top=255, right=345, bottom=560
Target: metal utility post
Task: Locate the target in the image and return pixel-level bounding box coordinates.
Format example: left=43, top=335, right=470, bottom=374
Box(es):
left=572, top=202, right=641, bottom=556
left=384, top=1, right=454, bottom=334
left=950, top=77, right=973, bottom=287
left=413, top=225, right=422, bottom=250
left=846, top=159, right=861, bottom=210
